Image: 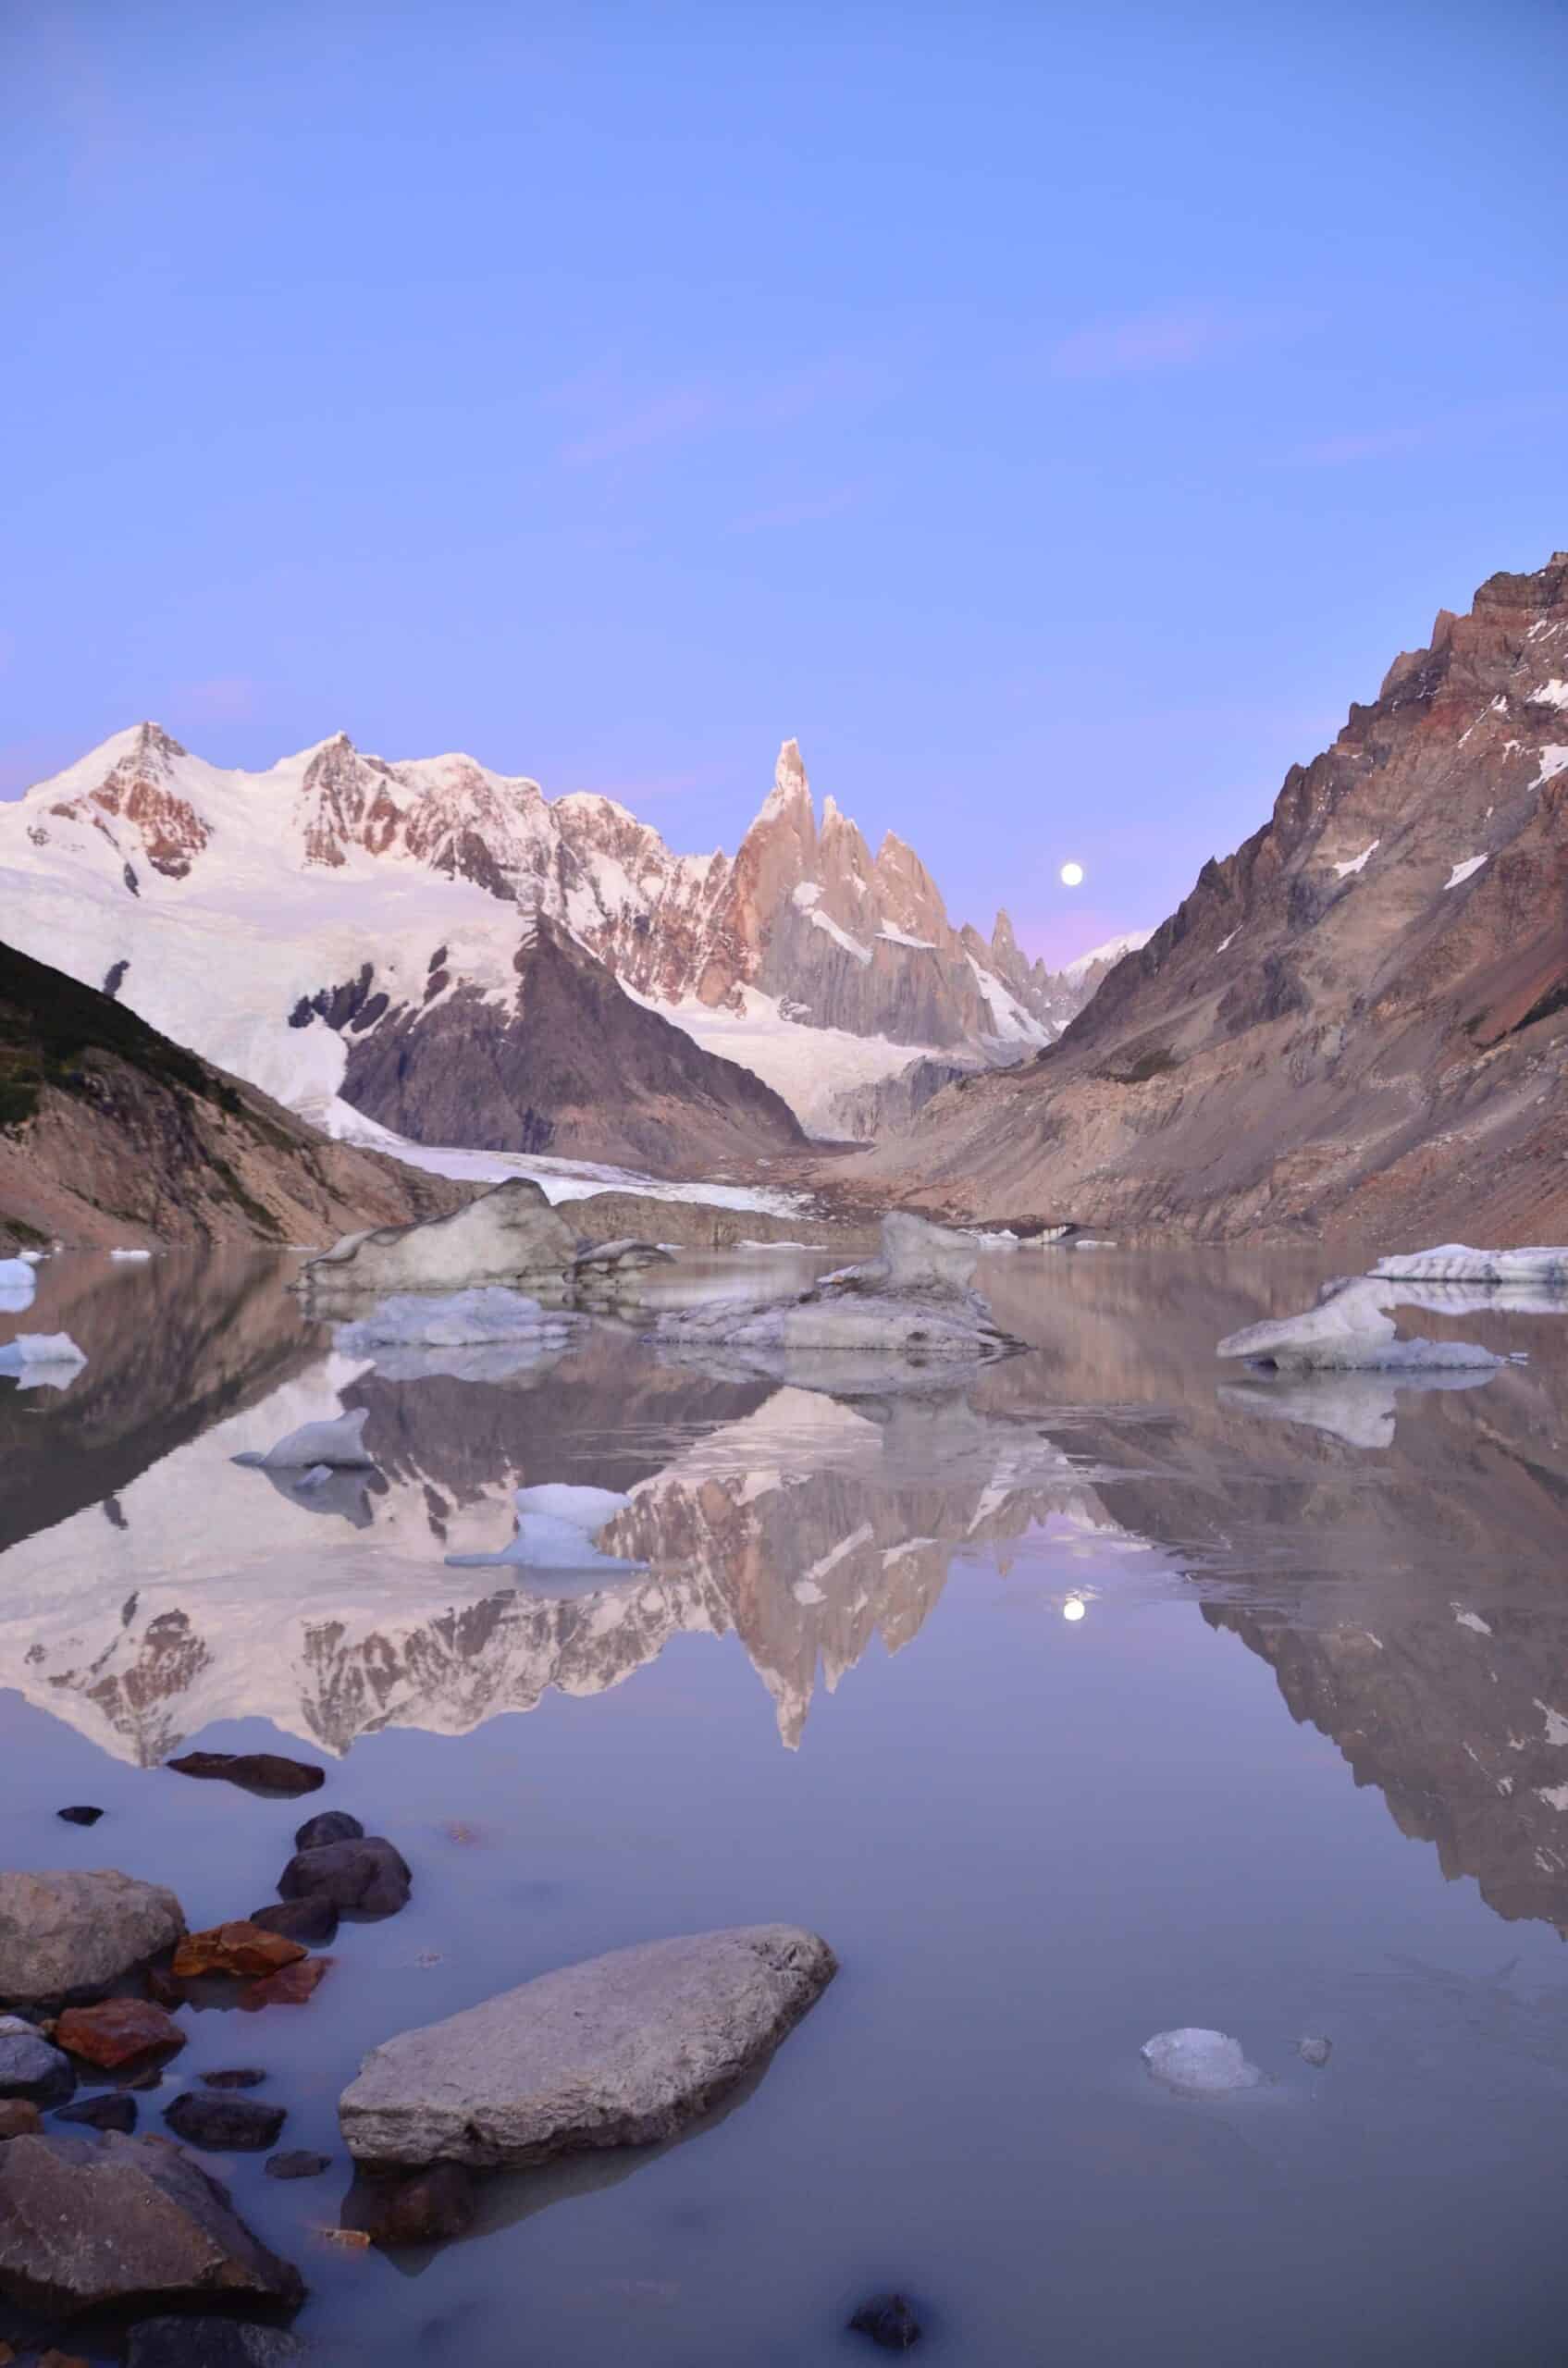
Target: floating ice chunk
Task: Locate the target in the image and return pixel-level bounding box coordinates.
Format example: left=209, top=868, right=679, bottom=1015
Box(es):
left=445, top=1481, right=643, bottom=1575
left=0, top=1287, right=36, bottom=1317
left=108, top=1248, right=153, bottom=1261
left=1217, top=1277, right=1502, bottom=1372
left=1141, top=2028, right=1263, bottom=2096
left=232, top=1406, right=376, bottom=1469
left=17, top=1251, right=45, bottom=1265
left=0, top=1259, right=36, bottom=1294
left=335, top=1288, right=579, bottom=1356
left=1220, top=1365, right=1493, bottom=1449
left=1368, top=1244, right=1568, bottom=1287
left=0, top=1333, right=87, bottom=1375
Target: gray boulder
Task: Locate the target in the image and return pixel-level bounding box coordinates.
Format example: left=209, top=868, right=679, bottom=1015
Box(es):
left=0, top=2026, right=74, bottom=2104
left=0, top=2129, right=303, bottom=2314
left=0, top=1868, right=185, bottom=2004
left=340, top=1923, right=835, bottom=2168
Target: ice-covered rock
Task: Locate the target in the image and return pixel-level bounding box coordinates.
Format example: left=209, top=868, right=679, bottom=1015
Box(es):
left=1216, top=1277, right=1502, bottom=1372
left=1140, top=2028, right=1264, bottom=2096
left=0, top=1333, right=87, bottom=1376
left=300, top=1178, right=577, bottom=1297
left=339, top=1924, right=837, bottom=2166
left=1369, top=1243, right=1568, bottom=1287
left=335, top=1288, right=580, bottom=1357
left=232, top=1406, right=375, bottom=1470
left=444, top=1483, right=642, bottom=1575
left=650, top=1214, right=1019, bottom=1374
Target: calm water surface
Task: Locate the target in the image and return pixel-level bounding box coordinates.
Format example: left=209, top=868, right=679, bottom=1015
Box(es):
left=4, top=1245, right=1568, bottom=2365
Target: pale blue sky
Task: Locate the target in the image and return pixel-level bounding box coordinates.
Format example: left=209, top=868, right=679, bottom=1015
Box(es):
left=4, top=1, right=1565, bottom=961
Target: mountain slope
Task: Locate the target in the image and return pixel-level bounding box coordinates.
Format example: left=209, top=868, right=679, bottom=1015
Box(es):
left=845, top=551, right=1568, bottom=1243
left=0, top=728, right=1104, bottom=1145
left=0, top=940, right=471, bottom=1249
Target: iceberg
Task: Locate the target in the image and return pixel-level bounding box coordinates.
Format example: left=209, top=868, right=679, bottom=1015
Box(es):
left=1141, top=2028, right=1264, bottom=2096
left=1368, top=1243, right=1568, bottom=1287
left=1217, top=1276, right=1503, bottom=1372
left=1220, top=1365, right=1495, bottom=1450
left=335, top=1289, right=581, bottom=1356
left=0, top=1259, right=37, bottom=1294
left=232, top=1406, right=377, bottom=1470
left=0, top=1333, right=87, bottom=1376
left=109, top=1247, right=153, bottom=1262
left=444, top=1483, right=643, bottom=1576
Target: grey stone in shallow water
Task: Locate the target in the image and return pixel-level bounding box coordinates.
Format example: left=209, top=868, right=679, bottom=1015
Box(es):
left=340, top=1922, right=836, bottom=2168
left=0, top=1868, right=185, bottom=2005
left=0, top=2029, right=74, bottom=2104
left=0, top=2130, right=303, bottom=2314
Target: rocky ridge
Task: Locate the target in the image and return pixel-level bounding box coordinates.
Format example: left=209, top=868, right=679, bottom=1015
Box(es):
left=839, top=552, right=1568, bottom=1242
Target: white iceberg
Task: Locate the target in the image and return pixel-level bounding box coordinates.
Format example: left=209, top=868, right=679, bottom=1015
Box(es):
left=1217, top=1277, right=1503, bottom=1372
left=1141, top=2028, right=1264, bottom=2096
left=0, top=1333, right=88, bottom=1376
left=1368, top=1243, right=1568, bottom=1287
left=444, top=1483, right=643, bottom=1576
left=109, top=1248, right=153, bottom=1262
left=0, top=1259, right=37, bottom=1294
left=300, top=1178, right=578, bottom=1296
left=1219, top=1365, right=1495, bottom=1449
left=232, top=1405, right=377, bottom=1470
left=335, top=1289, right=581, bottom=1356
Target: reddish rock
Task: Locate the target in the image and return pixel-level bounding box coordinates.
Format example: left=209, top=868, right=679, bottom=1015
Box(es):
left=0, top=2101, right=41, bottom=2139
left=146, top=1966, right=187, bottom=2010
left=239, top=1956, right=333, bottom=2011
left=55, top=2000, right=185, bottom=2070
left=172, top=1923, right=307, bottom=1980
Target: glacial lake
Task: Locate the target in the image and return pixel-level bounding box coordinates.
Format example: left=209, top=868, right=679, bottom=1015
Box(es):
left=5, top=1244, right=1568, bottom=2365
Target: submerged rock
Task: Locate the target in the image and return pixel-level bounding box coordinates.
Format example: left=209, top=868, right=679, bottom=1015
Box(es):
left=0, top=2099, right=42, bottom=2137
left=1297, top=2034, right=1333, bottom=2067
left=249, top=1898, right=340, bottom=1947
left=278, top=1838, right=410, bottom=1918
left=0, top=1868, right=185, bottom=2005
left=201, top=2067, right=267, bottom=2090
left=56, top=2091, right=138, bottom=2134
left=164, top=2091, right=287, bottom=2151
left=126, top=2321, right=308, bottom=2368
left=166, top=1750, right=326, bottom=1797
left=848, top=2293, right=924, bottom=2350
left=173, top=1923, right=307, bottom=1980
left=56, top=1998, right=186, bottom=2069
left=344, top=2162, right=477, bottom=2246
left=265, top=2150, right=331, bottom=2181
left=340, top=1923, right=836, bottom=2168
left=0, top=2130, right=303, bottom=2314
left=240, top=1957, right=333, bottom=2011
left=1140, top=2028, right=1263, bottom=2096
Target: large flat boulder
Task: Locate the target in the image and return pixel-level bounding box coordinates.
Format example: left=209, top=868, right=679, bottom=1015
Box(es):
left=300, top=1178, right=577, bottom=1297
left=0, top=1869, right=185, bottom=2005
left=0, top=2130, right=303, bottom=2315
left=340, top=1923, right=835, bottom=2168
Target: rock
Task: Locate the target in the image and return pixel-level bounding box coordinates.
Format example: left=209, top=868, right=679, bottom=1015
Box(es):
left=231, top=1406, right=376, bottom=1470
left=345, top=2162, right=477, bottom=2246
left=0, top=2031, right=75, bottom=2105
left=0, top=2130, right=303, bottom=2313
left=249, top=1898, right=340, bottom=1946
left=56, top=1998, right=186, bottom=2068
left=293, top=1810, right=364, bottom=1852
left=56, top=2091, right=138, bottom=2133
left=164, top=2092, right=287, bottom=2151
left=56, top=1807, right=104, bottom=1828
left=35, top=2351, right=89, bottom=2368
left=166, top=1751, right=327, bottom=1797
left=265, top=2150, right=330, bottom=2181
left=278, top=1838, right=411, bottom=1918
left=0, top=1869, right=184, bottom=2005
left=203, top=2067, right=267, bottom=2089
left=240, top=1958, right=333, bottom=2011
left=0, top=2100, right=41, bottom=2138
left=126, top=2322, right=308, bottom=2368
left=172, top=1922, right=308, bottom=1980
left=301, top=1178, right=578, bottom=1297
left=1298, top=2034, right=1333, bottom=2067
left=848, top=2293, right=924, bottom=2350
left=145, top=1966, right=187, bottom=2010
left=340, top=1923, right=836, bottom=2167
left=1140, top=2028, right=1264, bottom=2096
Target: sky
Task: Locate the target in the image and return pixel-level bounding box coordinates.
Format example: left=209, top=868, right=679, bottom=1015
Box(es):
left=3, top=2, right=1565, bottom=967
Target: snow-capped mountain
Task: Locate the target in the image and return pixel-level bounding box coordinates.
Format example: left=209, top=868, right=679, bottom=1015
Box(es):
left=0, top=729, right=1107, bottom=1149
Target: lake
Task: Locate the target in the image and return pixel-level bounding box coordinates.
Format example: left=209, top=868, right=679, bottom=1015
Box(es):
left=3, top=1243, right=1568, bottom=2365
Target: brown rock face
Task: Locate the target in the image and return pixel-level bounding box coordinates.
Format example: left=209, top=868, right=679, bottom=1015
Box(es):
left=845, top=549, right=1568, bottom=1243
left=55, top=2000, right=186, bottom=2070
left=172, top=1925, right=307, bottom=1981
left=238, top=1958, right=333, bottom=2012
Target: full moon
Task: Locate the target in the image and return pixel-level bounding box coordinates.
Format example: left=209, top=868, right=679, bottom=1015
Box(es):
left=1062, top=1596, right=1087, bottom=1622
left=1060, top=860, right=1085, bottom=887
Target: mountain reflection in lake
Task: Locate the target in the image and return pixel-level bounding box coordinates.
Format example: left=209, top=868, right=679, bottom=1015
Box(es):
left=4, top=1246, right=1568, bottom=2365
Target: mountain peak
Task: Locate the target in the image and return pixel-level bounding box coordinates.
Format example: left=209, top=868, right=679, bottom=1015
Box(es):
left=759, top=737, right=811, bottom=819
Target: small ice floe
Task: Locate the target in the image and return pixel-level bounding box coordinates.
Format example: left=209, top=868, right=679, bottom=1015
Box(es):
left=1141, top=2028, right=1263, bottom=2096
left=0, top=1258, right=37, bottom=1293
left=1217, top=1276, right=1503, bottom=1373
left=232, top=1406, right=376, bottom=1470
left=0, top=1333, right=88, bottom=1380
left=335, top=1289, right=580, bottom=1357
left=1220, top=1365, right=1493, bottom=1450
left=108, top=1247, right=153, bottom=1262
left=1368, top=1244, right=1568, bottom=1288
left=17, top=1250, right=45, bottom=1266
left=444, top=1483, right=643, bottom=1576
left=1297, top=2035, right=1332, bottom=2068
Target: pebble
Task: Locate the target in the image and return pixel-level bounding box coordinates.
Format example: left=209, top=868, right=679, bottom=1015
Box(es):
left=203, top=2068, right=268, bottom=2090
left=265, top=2150, right=331, bottom=2180
left=56, top=1807, right=104, bottom=1827
left=164, top=2092, right=287, bottom=2150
